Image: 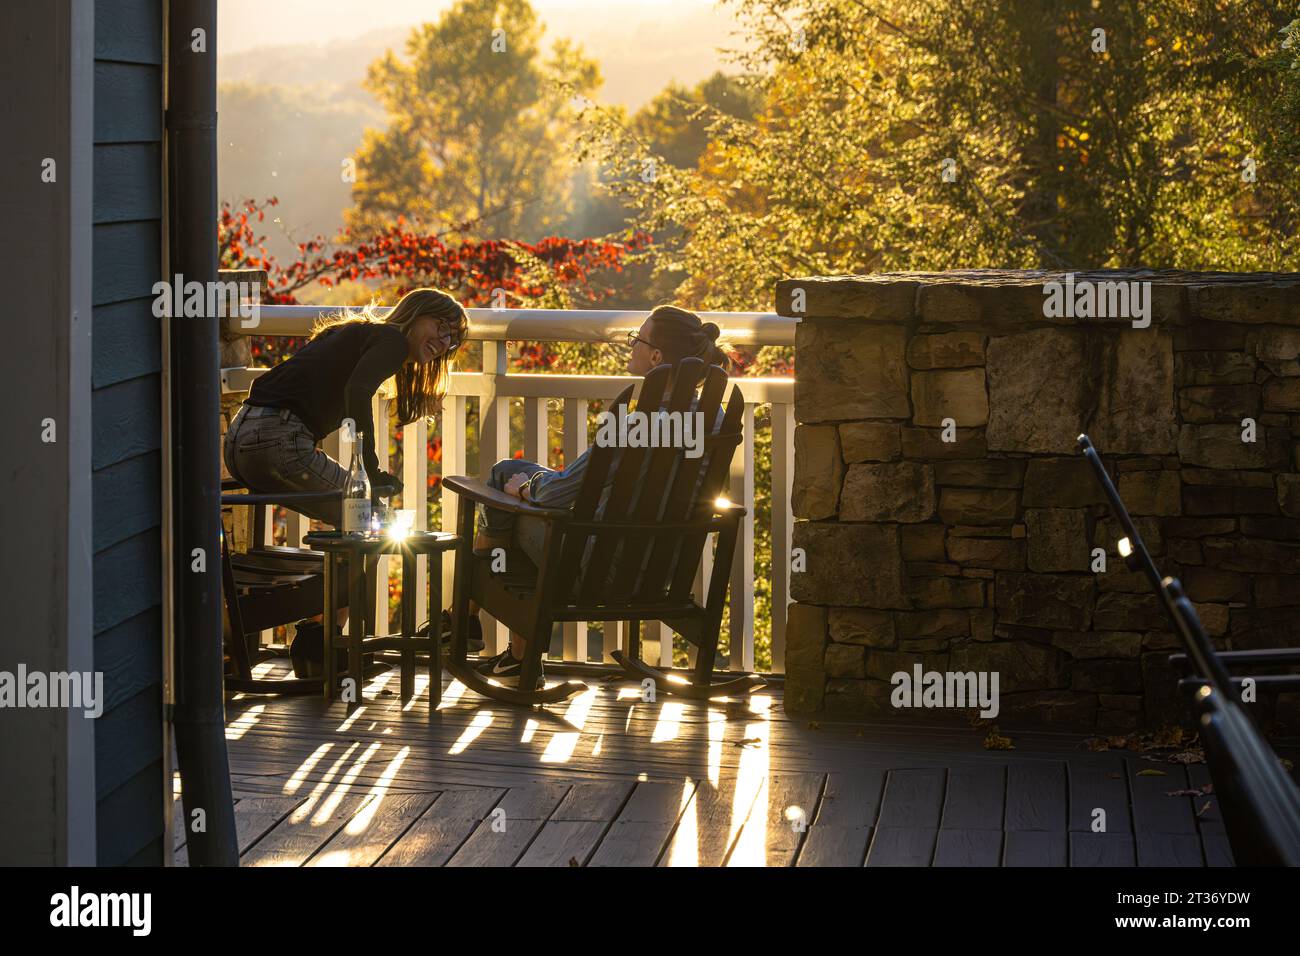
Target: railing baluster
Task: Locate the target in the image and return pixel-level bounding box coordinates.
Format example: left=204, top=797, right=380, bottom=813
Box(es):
left=439, top=395, right=467, bottom=608
left=561, top=397, right=588, bottom=663
left=478, top=340, right=511, bottom=657
left=769, top=401, right=794, bottom=674
left=728, top=401, right=756, bottom=673
left=524, top=396, right=547, bottom=465
left=372, top=394, right=390, bottom=637
left=403, top=417, right=429, bottom=630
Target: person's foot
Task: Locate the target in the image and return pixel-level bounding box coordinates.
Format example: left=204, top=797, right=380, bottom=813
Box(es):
left=415, top=609, right=485, bottom=652
left=475, top=648, right=544, bottom=690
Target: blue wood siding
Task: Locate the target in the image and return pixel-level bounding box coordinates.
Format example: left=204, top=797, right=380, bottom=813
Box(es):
left=93, top=0, right=165, bottom=866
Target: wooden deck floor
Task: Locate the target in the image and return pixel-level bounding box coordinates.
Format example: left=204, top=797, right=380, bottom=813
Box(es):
left=187, top=659, right=1236, bottom=867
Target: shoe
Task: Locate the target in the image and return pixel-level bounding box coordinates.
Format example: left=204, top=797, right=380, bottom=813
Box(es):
left=475, top=648, right=544, bottom=690
left=289, top=619, right=374, bottom=679
left=415, top=609, right=485, bottom=653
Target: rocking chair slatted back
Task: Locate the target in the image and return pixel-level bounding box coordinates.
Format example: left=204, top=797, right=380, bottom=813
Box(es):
left=574, top=365, right=674, bottom=606
left=554, top=382, right=635, bottom=601
left=605, top=359, right=715, bottom=603
left=618, top=360, right=729, bottom=604
left=666, top=385, right=744, bottom=604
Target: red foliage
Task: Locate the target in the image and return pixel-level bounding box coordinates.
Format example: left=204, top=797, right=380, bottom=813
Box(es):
left=219, top=198, right=650, bottom=367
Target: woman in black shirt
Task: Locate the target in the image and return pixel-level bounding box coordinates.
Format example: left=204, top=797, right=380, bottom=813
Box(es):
left=224, top=287, right=467, bottom=527
left=224, top=288, right=468, bottom=677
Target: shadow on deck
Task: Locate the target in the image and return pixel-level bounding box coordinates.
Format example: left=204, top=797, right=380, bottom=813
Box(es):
left=188, top=659, right=1233, bottom=867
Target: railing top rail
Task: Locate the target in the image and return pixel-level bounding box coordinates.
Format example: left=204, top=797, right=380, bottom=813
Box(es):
left=234, top=306, right=797, bottom=346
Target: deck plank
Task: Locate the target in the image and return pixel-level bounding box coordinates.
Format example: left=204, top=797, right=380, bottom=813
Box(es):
left=1128, top=760, right=1197, bottom=835
left=1003, top=830, right=1067, bottom=866
left=876, top=769, right=945, bottom=829
left=517, top=821, right=609, bottom=867
left=1186, top=764, right=1222, bottom=830
left=1068, top=757, right=1131, bottom=833
left=306, top=793, right=437, bottom=867
left=940, top=765, right=1005, bottom=830
left=659, top=775, right=765, bottom=867
left=796, top=826, right=871, bottom=867
left=727, top=772, right=824, bottom=867
left=241, top=793, right=371, bottom=867
left=1137, top=832, right=1204, bottom=867
left=551, top=781, right=635, bottom=822
left=1201, top=831, right=1235, bottom=867
left=864, top=827, right=937, bottom=866
left=588, top=821, right=678, bottom=867
left=232, top=796, right=306, bottom=856
left=1005, top=762, right=1067, bottom=832
left=376, top=788, right=504, bottom=867
left=814, top=770, right=884, bottom=827
left=1069, top=831, right=1136, bottom=866
left=933, top=829, right=1002, bottom=866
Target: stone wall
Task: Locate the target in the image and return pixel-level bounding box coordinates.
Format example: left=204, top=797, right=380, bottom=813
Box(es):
left=779, top=270, right=1300, bottom=732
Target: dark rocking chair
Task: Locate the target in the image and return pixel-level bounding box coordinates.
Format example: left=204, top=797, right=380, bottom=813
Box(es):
left=220, top=481, right=353, bottom=696
left=442, top=358, right=766, bottom=706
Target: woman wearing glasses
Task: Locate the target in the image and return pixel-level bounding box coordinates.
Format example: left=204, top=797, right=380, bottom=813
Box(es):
left=223, top=287, right=468, bottom=676
left=473, top=304, right=732, bottom=688
left=224, top=287, right=467, bottom=527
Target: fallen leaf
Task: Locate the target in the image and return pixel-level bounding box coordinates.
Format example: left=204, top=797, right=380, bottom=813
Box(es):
left=1137, top=768, right=1167, bottom=776
left=983, top=727, right=1015, bottom=750
left=1197, top=800, right=1214, bottom=818
left=1084, top=737, right=1111, bottom=752
left=807, top=721, right=820, bottom=730
left=734, top=737, right=763, bottom=748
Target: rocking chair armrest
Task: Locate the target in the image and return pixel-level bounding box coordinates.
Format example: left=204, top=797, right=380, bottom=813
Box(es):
left=441, top=475, right=571, bottom=521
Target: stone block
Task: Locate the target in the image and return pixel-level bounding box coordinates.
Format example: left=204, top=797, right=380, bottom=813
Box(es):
left=784, top=603, right=827, bottom=712
left=792, top=425, right=843, bottom=519
left=1117, top=469, right=1181, bottom=515
left=776, top=275, right=917, bottom=321
left=1072, top=659, right=1143, bottom=694
left=951, top=641, right=1068, bottom=693
left=986, top=329, right=1090, bottom=453
left=791, top=523, right=908, bottom=608
left=999, top=691, right=1098, bottom=727
left=828, top=608, right=896, bottom=647
left=995, top=572, right=1094, bottom=630
left=1175, top=350, right=1257, bottom=386
left=1177, top=424, right=1270, bottom=469
left=911, top=368, right=989, bottom=427
left=1179, top=384, right=1260, bottom=423
left=839, top=462, right=936, bottom=522
left=900, top=524, right=946, bottom=561
left=906, top=331, right=985, bottom=369
left=905, top=576, right=985, bottom=609
left=823, top=678, right=894, bottom=717
left=1091, top=330, right=1178, bottom=455
left=1180, top=566, right=1249, bottom=603
left=1025, top=508, right=1090, bottom=572
left=938, top=487, right=1019, bottom=524
left=1093, top=591, right=1167, bottom=631
left=825, top=643, right=866, bottom=679
left=795, top=320, right=909, bottom=421
left=900, top=426, right=987, bottom=459
left=896, top=609, right=970, bottom=640
left=1022, top=457, right=1109, bottom=507
left=946, top=536, right=1026, bottom=570
left=1051, top=631, right=1142, bottom=659
left=933, top=459, right=1026, bottom=488
left=1264, top=378, right=1300, bottom=412
left=838, top=422, right=900, bottom=462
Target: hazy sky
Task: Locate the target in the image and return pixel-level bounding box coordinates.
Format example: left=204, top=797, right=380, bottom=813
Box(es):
left=218, top=0, right=722, bottom=55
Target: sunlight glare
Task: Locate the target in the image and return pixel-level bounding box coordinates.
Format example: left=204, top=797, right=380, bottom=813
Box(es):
left=449, top=710, right=494, bottom=755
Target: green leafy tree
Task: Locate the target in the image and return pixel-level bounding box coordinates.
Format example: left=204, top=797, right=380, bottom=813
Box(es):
left=350, top=0, right=601, bottom=240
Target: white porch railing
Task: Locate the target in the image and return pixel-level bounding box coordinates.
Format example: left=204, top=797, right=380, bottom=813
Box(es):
left=223, top=307, right=796, bottom=674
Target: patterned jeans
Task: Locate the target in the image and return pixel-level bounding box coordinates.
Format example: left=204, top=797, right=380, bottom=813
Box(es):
left=224, top=404, right=348, bottom=528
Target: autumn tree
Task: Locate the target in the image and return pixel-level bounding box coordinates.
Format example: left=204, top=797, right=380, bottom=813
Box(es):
left=576, top=0, right=1300, bottom=313
left=349, top=0, right=601, bottom=241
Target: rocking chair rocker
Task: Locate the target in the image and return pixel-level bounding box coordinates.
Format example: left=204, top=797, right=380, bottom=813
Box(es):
left=442, top=358, right=766, bottom=706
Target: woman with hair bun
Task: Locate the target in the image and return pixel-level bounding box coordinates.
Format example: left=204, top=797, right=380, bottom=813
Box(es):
left=473, top=304, right=733, bottom=688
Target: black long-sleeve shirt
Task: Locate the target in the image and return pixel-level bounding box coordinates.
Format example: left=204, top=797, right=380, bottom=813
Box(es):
left=246, top=321, right=408, bottom=480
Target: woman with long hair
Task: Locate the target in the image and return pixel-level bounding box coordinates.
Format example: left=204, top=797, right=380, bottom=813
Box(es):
left=223, top=287, right=469, bottom=674
left=473, top=304, right=733, bottom=688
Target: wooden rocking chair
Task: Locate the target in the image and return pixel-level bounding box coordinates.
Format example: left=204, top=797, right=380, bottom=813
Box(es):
left=220, top=481, right=355, bottom=695
left=442, top=358, right=766, bottom=706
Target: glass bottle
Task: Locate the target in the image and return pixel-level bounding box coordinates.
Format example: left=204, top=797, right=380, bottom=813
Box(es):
left=342, top=431, right=372, bottom=535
